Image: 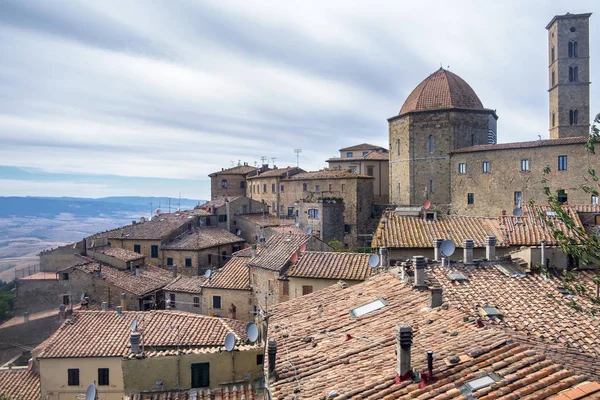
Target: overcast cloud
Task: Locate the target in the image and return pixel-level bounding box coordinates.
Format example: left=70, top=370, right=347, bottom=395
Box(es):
left=0, top=0, right=598, bottom=199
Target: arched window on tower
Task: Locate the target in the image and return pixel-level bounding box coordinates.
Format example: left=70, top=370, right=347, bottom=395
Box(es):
left=552, top=70, right=555, bottom=86
left=569, top=66, right=575, bottom=82
left=574, top=41, right=578, bottom=57
left=574, top=110, right=578, bottom=125
left=574, top=66, right=579, bottom=82
left=552, top=112, right=556, bottom=127
left=551, top=47, right=555, bottom=62
left=428, top=135, right=434, bottom=154
left=569, top=110, right=574, bottom=125
left=568, top=42, right=573, bottom=57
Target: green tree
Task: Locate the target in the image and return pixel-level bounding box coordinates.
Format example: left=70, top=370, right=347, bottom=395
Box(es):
left=0, top=280, right=16, bottom=323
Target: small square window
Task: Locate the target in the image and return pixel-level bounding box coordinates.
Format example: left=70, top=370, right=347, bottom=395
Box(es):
left=98, top=368, right=110, bottom=386
left=363, top=151, right=369, bottom=156
left=592, top=195, right=598, bottom=205
left=520, top=159, right=530, bottom=172
left=219, top=214, right=228, bottom=223
left=167, top=258, right=173, bottom=266
left=280, top=185, right=285, bottom=192
left=302, top=285, right=313, bottom=295
left=68, top=369, right=80, bottom=386
left=458, top=163, right=466, bottom=174
left=256, top=354, right=264, bottom=365
left=347, top=152, right=353, bottom=158
left=185, top=258, right=192, bottom=267
left=482, top=161, right=491, bottom=173
left=62, top=273, right=69, bottom=281
left=134, top=244, right=141, bottom=254
left=557, top=189, right=568, bottom=204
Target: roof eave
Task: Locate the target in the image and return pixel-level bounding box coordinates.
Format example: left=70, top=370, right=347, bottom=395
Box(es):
left=388, top=107, right=498, bottom=122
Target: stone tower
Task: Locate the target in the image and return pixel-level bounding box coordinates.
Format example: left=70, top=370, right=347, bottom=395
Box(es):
left=388, top=68, right=497, bottom=209
left=547, top=12, right=592, bottom=139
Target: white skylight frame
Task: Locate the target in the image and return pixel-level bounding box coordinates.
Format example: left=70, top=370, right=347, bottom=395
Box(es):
left=349, top=298, right=388, bottom=318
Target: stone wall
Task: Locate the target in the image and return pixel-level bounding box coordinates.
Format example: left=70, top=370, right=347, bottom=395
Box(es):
left=450, top=143, right=600, bottom=216
left=15, top=277, right=61, bottom=314
left=111, top=239, right=163, bottom=266
left=202, top=287, right=252, bottom=321
left=328, top=159, right=389, bottom=204
left=162, top=244, right=241, bottom=276
left=39, top=241, right=85, bottom=272
left=247, top=177, right=281, bottom=214
left=211, top=172, right=248, bottom=199
left=288, top=277, right=362, bottom=300
left=296, top=202, right=345, bottom=246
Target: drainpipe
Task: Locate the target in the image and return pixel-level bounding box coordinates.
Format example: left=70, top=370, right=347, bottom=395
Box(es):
left=540, top=239, right=546, bottom=268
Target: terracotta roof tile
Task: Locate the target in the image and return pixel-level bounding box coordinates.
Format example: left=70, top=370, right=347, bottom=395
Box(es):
left=39, top=310, right=251, bottom=358
left=16, top=272, right=56, bottom=280
left=267, top=272, right=599, bottom=398
left=91, top=246, right=145, bottom=262
left=327, top=149, right=389, bottom=162
left=164, top=257, right=250, bottom=293
left=73, top=257, right=172, bottom=296
left=284, top=169, right=374, bottom=180
left=236, top=213, right=295, bottom=227
left=247, top=234, right=312, bottom=271
left=574, top=205, right=600, bottom=213
left=372, top=210, right=506, bottom=248
left=162, top=227, right=245, bottom=250
left=247, top=167, right=305, bottom=179
left=126, top=384, right=257, bottom=400
left=288, top=251, right=373, bottom=281
left=0, top=369, right=40, bottom=400
left=399, top=68, right=485, bottom=116
left=208, top=165, right=257, bottom=177
left=339, top=143, right=387, bottom=152
left=451, top=136, right=588, bottom=154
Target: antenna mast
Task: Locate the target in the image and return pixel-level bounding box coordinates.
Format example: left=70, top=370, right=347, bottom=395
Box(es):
left=294, top=149, right=302, bottom=167
left=270, top=157, right=277, bottom=168
left=260, top=156, right=267, bottom=166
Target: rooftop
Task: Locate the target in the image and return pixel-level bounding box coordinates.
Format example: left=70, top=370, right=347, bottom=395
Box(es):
left=546, top=12, right=593, bottom=29
left=38, top=310, right=251, bottom=358
left=208, top=164, right=257, bottom=177
left=450, top=136, right=588, bottom=154
left=164, top=257, right=250, bottom=293
left=17, top=272, right=56, bottom=281
left=247, top=167, right=305, bottom=180
left=72, top=257, right=172, bottom=296
left=372, top=210, right=505, bottom=248
left=200, top=196, right=243, bottom=210
left=339, top=143, right=387, bottom=152
left=247, top=233, right=312, bottom=271
left=91, top=246, right=145, bottom=262
left=267, top=271, right=600, bottom=398
left=284, top=169, right=374, bottom=181
left=327, top=150, right=389, bottom=162
left=398, top=68, right=487, bottom=117
left=162, top=227, right=245, bottom=251
left=236, top=213, right=295, bottom=228
left=288, top=251, right=373, bottom=281
left=0, top=369, right=40, bottom=400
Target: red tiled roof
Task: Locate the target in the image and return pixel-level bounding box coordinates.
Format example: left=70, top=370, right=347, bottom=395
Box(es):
left=284, top=169, right=374, bottom=180
left=0, top=369, right=40, bottom=400
left=288, top=251, right=373, bottom=281
left=164, top=257, right=250, bottom=293
left=162, top=227, right=245, bottom=251
left=327, top=150, right=389, bottom=162
left=451, top=136, right=588, bottom=154
left=39, top=310, right=251, bottom=358
left=339, top=143, right=387, bottom=152
left=91, top=246, right=145, bottom=262
left=247, top=234, right=311, bottom=271
left=573, top=204, right=600, bottom=213
left=498, top=205, right=584, bottom=246
left=17, top=272, right=56, bottom=280
left=73, top=257, right=172, bottom=296
left=208, top=164, right=257, bottom=177
left=247, top=167, right=305, bottom=179
left=201, top=196, right=243, bottom=210
left=127, top=384, right=257, bottom=400
left=267, top=272, right=600, bottom=398
left=399, top=68, right=485, bottom=116
left=372, top=211, right=506, bottom=248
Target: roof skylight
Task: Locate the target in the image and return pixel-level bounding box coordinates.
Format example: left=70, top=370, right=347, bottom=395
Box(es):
left=349, top=298, right=388, bottom=318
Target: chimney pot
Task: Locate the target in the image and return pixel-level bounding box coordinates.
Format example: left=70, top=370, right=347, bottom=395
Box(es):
left=130, top=332, right=141, bottom=354
left=396, top=324, right=413, bottom=379
left=116, top=306, right=122, bottom=315
left=430, top=287, right=443, bottom=308
left=267, top=339, right=277, bottom=379
left=432, top=238, right=444, bottom=262
left=379, top=247, right=389, bottom=268
left=101, top=301, right=108, bottom=311
left=251, top=244, right=257, bottom=258
left=412, top=256, right=427, bottom=289
left=485, top=236, right=497, bottom=261
left=463, top=239, right=474, bottom=265
left=427, top=351, right=434, bottom=380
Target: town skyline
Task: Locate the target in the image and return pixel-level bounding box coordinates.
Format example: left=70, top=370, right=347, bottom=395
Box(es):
left=1, top=0, right=598, bottom=200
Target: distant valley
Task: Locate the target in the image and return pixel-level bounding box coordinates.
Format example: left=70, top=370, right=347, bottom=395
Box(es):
left=0, top=196, right=205, bottom=282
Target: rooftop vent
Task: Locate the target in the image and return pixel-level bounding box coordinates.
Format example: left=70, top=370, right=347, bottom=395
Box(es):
left=447, top=272, right=468, bottom=282
left=460, top=373, right=502, bottom=395
left=478, top=306, right=502, bottom=318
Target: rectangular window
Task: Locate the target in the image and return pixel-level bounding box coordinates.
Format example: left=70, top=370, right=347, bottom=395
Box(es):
left=287, top=207, right=294, bottom=217
left=458, top=163, right=466, bottom=174
left=467, top=193, right=474, bottom=205
left=98, top=368, right=109, bottom=386
left=256, top=354, right=264, bottom=365
left=302, top=285, right=313, bottom=295
left=63, top=295, right=70, bottom=305
left=347, top=152, right=353, bottom=158
left=218, top=214, right=228, bottom=222
left=397, top=139, right=400, bottom=156
left=68, top=369, right=80, bottom=386
left=592, top=195, right=599, bottom=205
left=344, top=224, right=351, bottom=234
left=208, top=254, right=212, bottom=265
left=363, top=151, right=369, bottom=156
left=558, top=155, right=568, bottom=171
left=521, top=159, right=530, bottom=171
left=242, top=205, right=247, bottom=213
left=263, top=184, right=267, bottom=193
left=514, top=191, right=522, bottom=206
left=367, top=166, right=374, bottom=176
left=134, top=244, right=141, bottom=254
left=151, top=245, right=159, bottom=258
left=482, top=161, right=491, bottom=173
left=272, top=183, right=275, bottom=193
left=308, top=209, right=319, bottom=218
left=169, top=293, right=176, bottom=308
left=302, top=183, right=307, bottom=191
left=315, top=185, right=320, bottom=193
left=429, top=180, right=434, bottom=193
left=558, top=189, right=568, bottom=204
left=193, top=296, right=200, bottom=308
left=280, top=184, right=285, bottom=192
left=62, top=273, right=69, bottom=281
left=282, top=281, right=289, bottom=296
left=185, top=258, right=192, bottom=267
left=213, top=295, right=222, bottom=309
left=328, top=184, right=333, bottom=192
left=191, top=363, right=210, bottom=388
left=167, top=257, right=173, bottom=266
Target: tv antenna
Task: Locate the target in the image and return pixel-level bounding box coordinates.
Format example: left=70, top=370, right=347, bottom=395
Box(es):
left=367, top=254, right=380, bottom=268
left=294, top=149, right=302, bottom=167
left=224, top=332, right=236, bottom=352
left=246, top=322, right=259, bottom=343
left=271, top=157, right=277, bottom=167
left=260, top=156, right=267, bottom=165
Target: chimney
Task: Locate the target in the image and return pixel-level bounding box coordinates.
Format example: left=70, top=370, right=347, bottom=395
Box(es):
left=82, top=238, right=87, bottom=256
left=432, top=238, right=443, bottom=262
left=129, top=261, right=134, bottom=272
left=379, top=247, right=389, bottom=268
left=116, top=306, right=122, bottom=316
left=172, top=264, right=177, bottom=278
left=101, top=301, right=108, bottom=311
left=267, top=339, right=277, bottom=379
left=430, top=287, right=443, bottom=308
left=427, top=351, right=434, bottom=380
left=412, top=256, right=427, bottom=289
left=59, top=304, right=66, bottom=318
left=251, top=244, right=257, bottom=258
left=463, top=239, right=474, bottom=265
left=400, top=262, right=407, bottom=282
left=135, top=267, right=140, bottom=277
left=485, top=236, right=497, bottom=261
left=23, top=312, right=29, bottom=323
left=65, top=307, right=73, bottom=320
left=130, top=332, right=141, bottom=354
left=540, top=239, right=546, bottom=268
left=396, top=324, right=413, bottom=380
left=120, top=293, right=126, bottom=311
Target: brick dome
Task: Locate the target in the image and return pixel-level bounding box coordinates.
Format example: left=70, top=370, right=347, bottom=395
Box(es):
left=399, top=68, right=484, bottom=116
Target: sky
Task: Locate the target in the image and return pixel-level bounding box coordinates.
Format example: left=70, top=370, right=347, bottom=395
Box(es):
left=0, top=0, right=598, bottom=200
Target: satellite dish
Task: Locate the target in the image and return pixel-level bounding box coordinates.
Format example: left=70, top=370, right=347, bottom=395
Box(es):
left=512, top=207, right=523, bottom=217
left=204, top=269, right=212, bottom=279
left=368, top=254, right=380, bottom=268
left=440, top=240, right=456, bottom=257
left=236, top=229, right=242, bottom=236
left=224, top=332, right=236, bottom=352
left=295, top=222, right=300, bottom=227
left=85, top=383, right=97, bottom=400
left=306, top=227, right=313, bottom=235
left=131, top=320, right=138, bottom=332
left=422, top=200, right=431, bottom=210
left=246, top=322, right=259, bottom=342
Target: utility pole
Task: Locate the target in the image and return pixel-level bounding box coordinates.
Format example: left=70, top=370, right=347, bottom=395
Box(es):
left=149, top=202, right=153, bottom=218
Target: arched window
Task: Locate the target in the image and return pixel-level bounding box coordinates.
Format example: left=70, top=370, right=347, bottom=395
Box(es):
left=429, top=180, right=435, bottom=193
left=428, top=135, right=434, bottom=154
left=569, top=110, right=574, bottom=125
left=574, top=66, right=579, bottom=82
left=569, top=66, right=575, bottom=82
left=551, top=47, right=555, bottom=62
left=552, top=112, right=556, bottom=127
left=568, top=42, right=573, bottom=57
left=574, top=110, right=578, bottom=125
left=552, top=70, right=555, bottom=86
left=573, top=41, right=578, bottom=57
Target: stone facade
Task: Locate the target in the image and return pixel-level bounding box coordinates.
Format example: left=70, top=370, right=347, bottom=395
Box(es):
left=287, top=276, right=363, bottom=300
left=39, top=242, right=85, bottom=272
left=547, top=13, right=591, bottom=139
left=296, top=202, right=345, bottom=246
left=111, top=238, right=163, bottom=266
left=208, top=164, right=258, bottom=199
left=450, top=141, right=600, bottom=216
left=389, top=109, right=496, bottom=210
left=201, top=287, right=252, bottom=320
left=161, top=245, right=241, bottom=276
